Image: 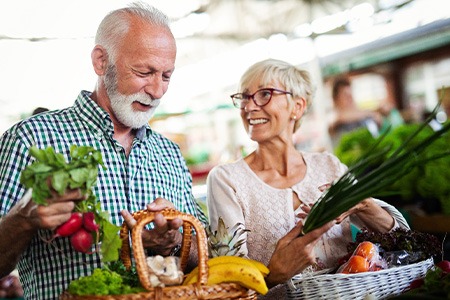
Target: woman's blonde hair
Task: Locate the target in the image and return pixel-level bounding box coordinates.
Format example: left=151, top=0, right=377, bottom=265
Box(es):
left=238, top=59, right=316, bottom=131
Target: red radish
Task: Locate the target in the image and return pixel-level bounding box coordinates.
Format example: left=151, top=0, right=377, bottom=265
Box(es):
left=436, top=260, right=450, bottom=273
left=54, top=212, right=83, bottom=237
left=83, top=212, right=99, bottom=232
left=409, top=278, right=424, bottom=289
left=70, top=228, right=93, bottom=253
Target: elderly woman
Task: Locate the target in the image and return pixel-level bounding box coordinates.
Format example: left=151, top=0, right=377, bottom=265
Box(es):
left=206, top=59, right=409, bottom=299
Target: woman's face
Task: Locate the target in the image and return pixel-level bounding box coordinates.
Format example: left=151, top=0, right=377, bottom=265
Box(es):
left=239, top=78, right=295, bottom=144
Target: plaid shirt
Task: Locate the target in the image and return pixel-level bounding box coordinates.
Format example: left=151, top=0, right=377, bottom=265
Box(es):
left=0, top=91, right=207, bottom=299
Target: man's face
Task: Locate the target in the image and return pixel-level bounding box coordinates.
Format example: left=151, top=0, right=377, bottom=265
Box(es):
left=104, top=20, right=176, bottom=128
left=104, top=63, right=160, bottom=129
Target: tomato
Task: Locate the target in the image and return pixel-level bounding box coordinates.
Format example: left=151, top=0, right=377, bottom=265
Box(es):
left=354, top=241, right=378, bottom=261
left=340, top=255, right=370, bottom=274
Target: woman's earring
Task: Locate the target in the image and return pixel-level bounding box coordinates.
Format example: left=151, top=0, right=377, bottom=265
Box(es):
left=292, top=116, right=297, bottom=120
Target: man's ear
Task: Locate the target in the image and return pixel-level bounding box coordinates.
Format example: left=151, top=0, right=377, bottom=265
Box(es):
left=91, top=45, right=108, bottom=76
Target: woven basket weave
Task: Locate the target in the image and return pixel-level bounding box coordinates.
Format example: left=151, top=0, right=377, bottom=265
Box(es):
left=60, top=209, right=257, bottom=300
left=286, top=257, right=434, bottom=299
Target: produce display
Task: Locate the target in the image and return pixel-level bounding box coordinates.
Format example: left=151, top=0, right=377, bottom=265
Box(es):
left=63, top=210, right=269, bottom=298
left=335, top=120, right=450, bottom=214
left=20, top=145, right=122, bottom=261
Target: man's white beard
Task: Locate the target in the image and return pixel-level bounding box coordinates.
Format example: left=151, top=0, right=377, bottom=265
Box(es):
left=109, top=91, right=160, bottom=129
left=104, top=63, right=160, bottom=129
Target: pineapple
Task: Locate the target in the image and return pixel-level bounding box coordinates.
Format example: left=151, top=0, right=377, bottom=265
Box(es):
left=206, top=217, right=249, bottom=257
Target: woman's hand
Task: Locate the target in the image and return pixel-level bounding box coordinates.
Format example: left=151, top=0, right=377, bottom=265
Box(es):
left=334, top=198, right=370, bottom=224
left=266, top=220, right=335, bottom=287
left=121, top=198, right=183, bottom=255
left=335, top=198, right=394, bottom=232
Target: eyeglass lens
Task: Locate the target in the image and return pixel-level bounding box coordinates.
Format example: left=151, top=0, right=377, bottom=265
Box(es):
left=233, top=89, right=274, bottom=108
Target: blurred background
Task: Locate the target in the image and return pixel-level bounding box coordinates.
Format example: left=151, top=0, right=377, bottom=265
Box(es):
left=1, top=0, right=450, bottom=230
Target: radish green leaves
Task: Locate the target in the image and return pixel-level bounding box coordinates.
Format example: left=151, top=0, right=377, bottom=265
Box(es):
left=20, top=145, right=122, bottom=262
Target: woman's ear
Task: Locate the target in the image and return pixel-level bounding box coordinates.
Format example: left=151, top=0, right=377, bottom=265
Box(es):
left=91, top=45, right=108, bottom=76
left=292, top=97, right=307, bottom=120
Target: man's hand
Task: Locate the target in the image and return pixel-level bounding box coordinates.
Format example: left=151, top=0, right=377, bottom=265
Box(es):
left=0, top=274, right=23, bottom=298
left=121, top=198, right=183, bottom=256
left=16, top=188, right=86, bottom=232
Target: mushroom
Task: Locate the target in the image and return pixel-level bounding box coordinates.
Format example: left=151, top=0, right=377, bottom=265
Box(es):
left=146, top=255, right=184, bottom=287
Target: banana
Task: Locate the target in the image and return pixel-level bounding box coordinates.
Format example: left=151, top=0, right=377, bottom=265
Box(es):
left=208, top=256, right=270, bottom=276
left=207, top=262, right=268, bottom=295
left=183, top=257, right=269, bottom=295
left=183, top=256, right=269, bottom=286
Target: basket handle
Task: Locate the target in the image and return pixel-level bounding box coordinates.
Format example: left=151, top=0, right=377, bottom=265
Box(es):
left=119, top=209, right=209, bottom=290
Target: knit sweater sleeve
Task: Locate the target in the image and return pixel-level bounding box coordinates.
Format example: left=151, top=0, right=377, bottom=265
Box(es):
left=206, top=163, right=249, bottom=256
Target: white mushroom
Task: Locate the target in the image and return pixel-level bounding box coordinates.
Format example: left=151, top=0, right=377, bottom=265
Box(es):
left=146, top=255, right=166, bottom=276
left=146, top=255, right=184, bottom=286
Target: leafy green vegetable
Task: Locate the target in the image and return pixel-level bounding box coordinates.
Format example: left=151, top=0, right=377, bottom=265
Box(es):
left=350, top=228, right=442, bottom=262
left=397, top=267, right=450, bottom=298
left=20, top=145, right=121, bottom=262
left=302, top=103, right=450, bottom=234
left=106, top=260, right=141, bottom=288
left=67, top=268, right=144, bottom=296
left=335, top=121, right=450, bottom=213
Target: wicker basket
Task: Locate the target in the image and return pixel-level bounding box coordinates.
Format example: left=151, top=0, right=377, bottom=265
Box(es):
left=286, top=257, right=434, bottom=299
left=60, top=209, right=257, bottom=300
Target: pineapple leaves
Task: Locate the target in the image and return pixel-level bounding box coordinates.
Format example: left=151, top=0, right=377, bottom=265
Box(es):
left=206, top=217, right=250, bottom=257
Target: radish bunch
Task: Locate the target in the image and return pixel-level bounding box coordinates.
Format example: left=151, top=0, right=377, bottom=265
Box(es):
left=54, top=212, right=100, bottom=253
left=20, top=145, right=122, bottom=261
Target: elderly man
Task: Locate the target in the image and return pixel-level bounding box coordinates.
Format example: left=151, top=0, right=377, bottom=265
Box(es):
left=0, top=3, right=205, bottom=299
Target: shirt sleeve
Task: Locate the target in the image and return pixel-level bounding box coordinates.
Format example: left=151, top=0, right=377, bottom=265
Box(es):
left=206, top=165, right=248, bottom=256
left=0, top=130, right=33, bottom=215
left=350, top=198, right=410, bottom=231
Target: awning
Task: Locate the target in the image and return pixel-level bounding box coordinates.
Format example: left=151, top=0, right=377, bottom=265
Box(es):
left=320, top=18, right=450, bottom=77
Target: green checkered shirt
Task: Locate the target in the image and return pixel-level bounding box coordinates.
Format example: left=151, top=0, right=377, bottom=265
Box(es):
left=0, top=91, right=207, bottom=299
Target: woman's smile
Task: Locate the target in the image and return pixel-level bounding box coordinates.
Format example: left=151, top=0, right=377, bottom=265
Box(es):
left=248, top=118, right=269, bottom=125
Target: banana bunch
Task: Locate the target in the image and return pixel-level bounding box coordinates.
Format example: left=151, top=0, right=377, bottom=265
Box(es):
left=183, top=256, right=269, bottom=295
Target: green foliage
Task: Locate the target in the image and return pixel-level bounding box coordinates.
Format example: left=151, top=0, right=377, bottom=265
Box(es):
left=401, top=268, right=450, bottom=298
left=334, top=128, right=375, bottom=166
left=67, top=268, right=144, bottom=296
left=20, top=145, right=122, bottom=262
left=302, top=105, right=450, bottom=234
left=335, top=121, right=450, bottom=213
left=106, top=260, right=141, bottom=288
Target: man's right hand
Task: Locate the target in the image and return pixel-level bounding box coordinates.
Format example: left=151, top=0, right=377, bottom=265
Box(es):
left=15, top=188, right=86, bottom=232
left=0, top=274, right=23, bottom=298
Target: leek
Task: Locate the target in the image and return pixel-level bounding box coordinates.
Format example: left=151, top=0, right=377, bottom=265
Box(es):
left=302, top=103, right=450, bottom=234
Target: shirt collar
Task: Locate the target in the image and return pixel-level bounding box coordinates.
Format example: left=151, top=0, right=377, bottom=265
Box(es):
left=74, top=90, right=154, bottom=141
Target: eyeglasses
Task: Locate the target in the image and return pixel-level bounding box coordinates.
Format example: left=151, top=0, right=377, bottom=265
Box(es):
left=230, top=88, right=292, bottom=109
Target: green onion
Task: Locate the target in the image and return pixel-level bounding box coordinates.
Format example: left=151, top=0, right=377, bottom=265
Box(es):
left=302, top=103, right=450, bottom=234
